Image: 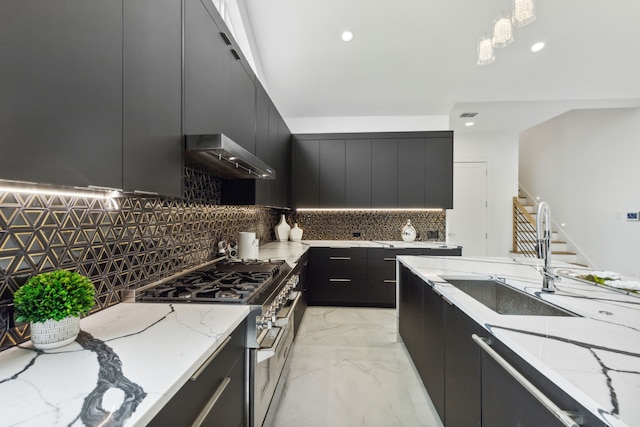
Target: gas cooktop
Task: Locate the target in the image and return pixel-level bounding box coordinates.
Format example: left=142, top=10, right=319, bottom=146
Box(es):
left=135, top=259, right=290, bottom=305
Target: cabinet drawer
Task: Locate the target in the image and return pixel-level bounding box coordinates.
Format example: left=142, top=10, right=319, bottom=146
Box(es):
left=148, top=320, right=245, bottom=427
left=312, top=278, right=368, bottom=304
left=312, top=247, right=367, bottom=260
left=367, top=248, right=423, bottom=259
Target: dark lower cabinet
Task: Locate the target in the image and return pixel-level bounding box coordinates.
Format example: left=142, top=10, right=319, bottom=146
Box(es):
left=443, top=301, right=484, bottom=427
left=307, top=247, right=368, bottom=305
left=420, top=274, right=445, bottom=421
left=148, top=320, right=245, bottom=427
left=309, top=247, right=460, bottom=307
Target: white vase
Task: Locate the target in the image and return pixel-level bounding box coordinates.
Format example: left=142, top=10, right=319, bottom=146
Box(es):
left=290, top=223, right=303, bottom=242
left=275, top=214, right=291, bottom=242
left=30, top=316, right=81, bottom=350
left=401, top=220, right=417, bottom=242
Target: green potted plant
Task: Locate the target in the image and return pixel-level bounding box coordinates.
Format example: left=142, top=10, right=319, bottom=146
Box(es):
left=13, top=270, right=95, bottom=349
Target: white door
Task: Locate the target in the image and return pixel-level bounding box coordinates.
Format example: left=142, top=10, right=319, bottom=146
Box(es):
left=447, top=162, right=488, bottom=256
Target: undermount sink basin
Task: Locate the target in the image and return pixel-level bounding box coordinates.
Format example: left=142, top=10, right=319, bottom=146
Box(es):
left=439, top=276, right=578, bottom=317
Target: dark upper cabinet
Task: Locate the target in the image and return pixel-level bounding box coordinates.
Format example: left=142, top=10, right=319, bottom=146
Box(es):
left=398, top=138, right=426, bottom=207
left=293, top=132, right=453, bottom=209
left=371, top=139, right=399, bottom=208
left=346, top=139, right=372, bottom=208
left=123, top=0, right=183, bottom=197
left=292, top=139, right=320, bottom=207
left=184, top=0, right=256, bottom=153
left=425, top=136, right=453, bottom=208
left=319, top=140, right=346, bottom=207
left=222, top=82, right=291, bottom=207
left=0, top=0, right=123, bottom=189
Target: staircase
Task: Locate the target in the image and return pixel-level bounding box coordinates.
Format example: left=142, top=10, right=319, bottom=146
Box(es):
left=512, top=195, right=579, bottom=264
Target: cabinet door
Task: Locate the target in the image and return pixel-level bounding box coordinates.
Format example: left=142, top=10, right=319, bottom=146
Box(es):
left=292, top=139, right=320, bottom=207
left=444, top=302, right=483, bottom=426
left=0, top=0, right=122, bottom=189
left=371, top=139, right=398, bottom=207
left=424, top=136, right=453, bottom=208
left=226, top=57, right=256, bottom=153
left=254, top=83, right=272, bottom=205
left=345, top=139, right=372, bottom=207
left=184, top=0, right=230, bottom=137
left=398, top=138, right=426, bottom=207
left=367, top=248, right=421, bottom=307
left=276, top=115, right=292, bottom=208
left=319, top=140, right=346, bottom=207
left=421, top=282, right=445, bottom=422
left=123, top=0, right=182, bottom=197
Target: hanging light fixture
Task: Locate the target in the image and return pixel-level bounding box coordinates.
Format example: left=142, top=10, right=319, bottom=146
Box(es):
left=492, top=13, right=514, bottom=47
left=477, top=36, right=495, bottom=65
left=512, top=0, right=536, bottom=27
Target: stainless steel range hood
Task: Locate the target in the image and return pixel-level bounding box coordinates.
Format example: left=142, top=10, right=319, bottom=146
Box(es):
left=185, top=134, right=276, bottom=179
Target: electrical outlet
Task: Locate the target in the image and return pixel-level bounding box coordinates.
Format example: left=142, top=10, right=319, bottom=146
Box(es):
left=427, top=230, right=439, bottom=239
left=352, top=231, right=361, bottom=237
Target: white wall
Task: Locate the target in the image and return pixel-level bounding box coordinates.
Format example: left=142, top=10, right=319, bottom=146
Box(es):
left=286, top=115, right=449, bottom=134
left=519, top=107, right=640, bottom=277
left=454, top=132, right=519, bottom=256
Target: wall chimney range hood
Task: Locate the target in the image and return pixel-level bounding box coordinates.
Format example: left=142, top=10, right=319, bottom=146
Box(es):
left=185, top=134, right=276, bottom=180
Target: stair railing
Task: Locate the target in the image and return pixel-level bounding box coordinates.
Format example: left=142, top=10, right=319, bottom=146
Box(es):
left=513, top=196, right=537, bottom=257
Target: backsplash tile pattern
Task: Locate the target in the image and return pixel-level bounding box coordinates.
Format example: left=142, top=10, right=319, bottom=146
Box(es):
left=291, top=210, right=446, bottom=242
left=0, top=179, right=279, bottom=351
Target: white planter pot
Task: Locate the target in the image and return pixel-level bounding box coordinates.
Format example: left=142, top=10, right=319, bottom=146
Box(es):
left=30, top=316, right=81, bottom=350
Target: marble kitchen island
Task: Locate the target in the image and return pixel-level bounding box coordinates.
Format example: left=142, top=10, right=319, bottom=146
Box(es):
left=398, top=256, right=640, bottom=427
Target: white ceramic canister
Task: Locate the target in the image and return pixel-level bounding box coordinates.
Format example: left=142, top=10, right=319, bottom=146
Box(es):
left=238, top=232, right=258, bottom=259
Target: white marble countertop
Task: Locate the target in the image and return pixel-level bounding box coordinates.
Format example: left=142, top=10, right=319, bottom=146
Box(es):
left=0, top=303, right=249, bottom=427
left=398, top=255, right=640, bottom=427
left=257, top=240, right=460, bottom=266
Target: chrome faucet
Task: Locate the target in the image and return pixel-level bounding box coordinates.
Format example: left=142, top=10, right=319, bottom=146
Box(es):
left=536, top=201, right=559, bottom=292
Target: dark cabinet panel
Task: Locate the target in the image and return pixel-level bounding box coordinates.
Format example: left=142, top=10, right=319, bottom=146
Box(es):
left=123, top=0, right=183, bottom=197
left=444, top=302, right=483, bottom=427
left=398, top=138, right=426, bottom=207
left=319, top=140, right=346, bottom=207
left=423, top=247, right=462, bottom=256
left=227, top=59, right=256, bottom=153
left=0, top=0, right=123, bottom=189
left=184, top=0, right=230, bottom=137
left=421, top=278, right=445, bottom=421
left=424, top=137, right=454, bottom=208
left=367, top=248, right=421, bottom=307
left=292, top=139, right=320, bottom=207
left=371, top=139, right=398, bottom=208
left=345, top=139, right=372, bottom=207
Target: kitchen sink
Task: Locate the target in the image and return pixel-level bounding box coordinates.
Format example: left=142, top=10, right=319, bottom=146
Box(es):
left=439, top=276, right=578, bottom=317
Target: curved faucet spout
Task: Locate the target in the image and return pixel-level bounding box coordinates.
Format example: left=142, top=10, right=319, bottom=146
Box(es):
left=536, top=201, right=558, bottom=292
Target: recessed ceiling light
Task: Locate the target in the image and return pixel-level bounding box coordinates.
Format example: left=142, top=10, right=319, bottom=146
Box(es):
left=465, top=121, right=475, bottom=127
left=531, top=42, right=545, bottom=53
left=341, top=30, right=354, bottom=42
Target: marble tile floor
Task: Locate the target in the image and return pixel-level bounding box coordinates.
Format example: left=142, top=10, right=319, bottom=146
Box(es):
left=269, top=307, right=444, bottom=427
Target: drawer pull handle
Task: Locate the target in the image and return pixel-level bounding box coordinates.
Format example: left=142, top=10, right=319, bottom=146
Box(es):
left=472, top=334, right=580, bottom=427
left=191, top=335, right=232, bottom=381
left=329, top=278, right=351, bottom=282
left=329, top=256, right=351, bottom=260
left=220, top=32, right=232, bottom=46
left=383, top=258, right=396, bottom=261
left=191, top=377, right=232, bottom=427
left=384, top=280, right=396, bottom=284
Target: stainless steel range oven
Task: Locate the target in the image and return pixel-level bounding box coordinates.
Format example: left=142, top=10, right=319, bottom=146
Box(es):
left=124, top=257, right=303, bottom=427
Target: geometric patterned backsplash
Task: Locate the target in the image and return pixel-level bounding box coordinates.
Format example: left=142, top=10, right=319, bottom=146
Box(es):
left=0, top=168, right=281, bottom=351
left=290, top=210, right=446, bottom=242
left=0, top=163, right=446, bottom=351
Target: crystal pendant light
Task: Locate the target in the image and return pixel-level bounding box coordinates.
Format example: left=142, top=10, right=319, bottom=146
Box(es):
left=492, top=13, right=514, bottom=48
left=477, top=36, right=495, bottom=65
left=512, top=0, right=536, bottom=27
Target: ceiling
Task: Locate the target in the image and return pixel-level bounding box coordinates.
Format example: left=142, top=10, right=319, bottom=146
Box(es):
left=239, top=0, right=640, bottom=134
